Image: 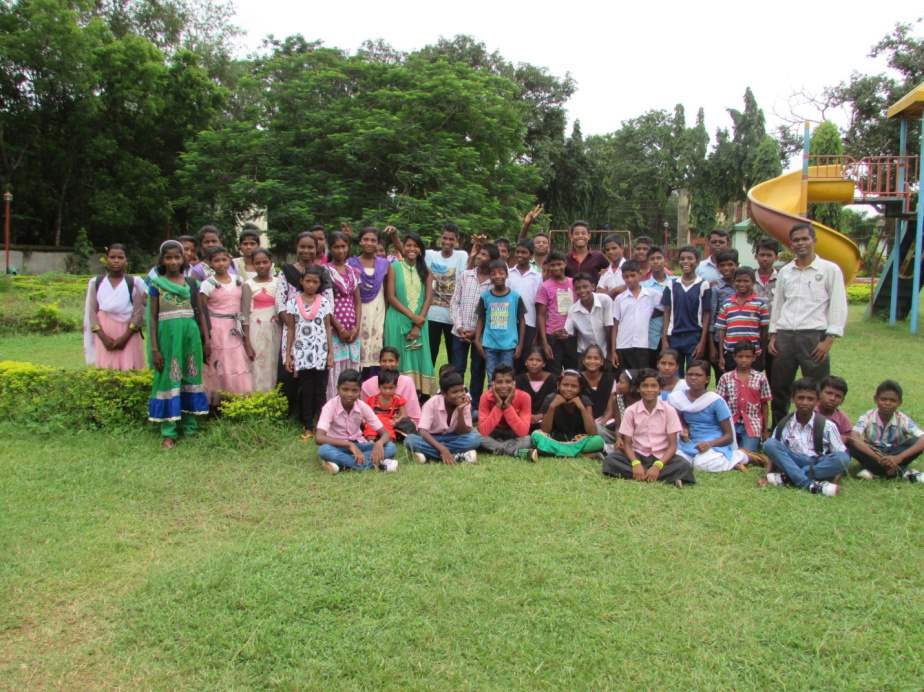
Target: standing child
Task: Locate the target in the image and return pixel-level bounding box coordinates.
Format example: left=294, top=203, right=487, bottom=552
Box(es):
left=242, top=248, right=282, bottom=392
left=406, top=370, right=482, bottom=464
left=602, top=368, right=695, bottom=486
left=316, top=369, right=397, bottom=474
left=515, top=346, right=558, bottom=430
left=361, top=346, right=422, bottom=424
left=565, top=273, right=614, bottom=360
left=530, top=369, right=605, bottom=458
left=284, top=266, right=334, bottom=440
left=660, top=246, right=711, bottom=376
left=326, top=232, right=362, bottom=399
left=506, top=239, right=542, bottom=373
left=362, top=369, right=409, bottom=442
left=347, top=227, right=391, bottom=378
left=424, top=223, right=467, bottom=366
left=657, top=349, right=682, bottom=399
left=754, top=238, right=779, bottom=305
left=177, top=235, right=202, bottom=278
left=478, top=364, right=534, bottom=459
left=535, top=251, right=577, bottom=373
left=709, top=249, right=739, bottom=373
left=611, top=260, right=662, bottom=371
left=83, top=244, right=146, bottom=370
left=232, top=225, right=264, bottom=279
left=199, top=247, right=253, bottom=404
left=849, top=380, right=924, bottom=482
left=816, top=375, right=853, bottom=443
left=596, top=234, right=626, bottom=299
left=761, top=378, right=850, bottom=496
left=147, top=240, right=209, bottom=448
left=715, top=341, right=771, bottom=454
left=188, top=225, right=226, bottom=282
left=715, top=266, right=769, bottom=373
left=475, top=259, right=526, bottom=382
left=641, top=246, right=674, bottom=365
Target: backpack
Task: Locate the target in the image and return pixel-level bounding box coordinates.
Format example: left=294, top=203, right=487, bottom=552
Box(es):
left=773, top=412, right=828, bottom=456
left=94, top=274, right=135, bottom=309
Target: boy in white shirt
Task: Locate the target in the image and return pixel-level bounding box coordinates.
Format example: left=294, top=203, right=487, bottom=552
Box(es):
left=611, top=260, right=662, bottom=371
left=565, top=272, right=613, bottom=359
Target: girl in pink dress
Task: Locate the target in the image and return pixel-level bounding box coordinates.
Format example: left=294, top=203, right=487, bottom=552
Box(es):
left=199, top=247, right=253, bottom=404
left=325, top=232, right=362, bottom=399
left=83, top=244, right=146, bottom=370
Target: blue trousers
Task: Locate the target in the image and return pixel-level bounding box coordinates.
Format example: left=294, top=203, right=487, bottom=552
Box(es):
left=762, top=437, right=850, bottom=488
left=668, top=331, right=701, bottom=376
left=405, top=431, right=482, bottom=460
left=484, top=347, right=514, bottom=383
left=318, top=441, right=397, bottom=471
left=735, top=422, right=761, bottom=452
left=451, top=338, right=486, bottom=410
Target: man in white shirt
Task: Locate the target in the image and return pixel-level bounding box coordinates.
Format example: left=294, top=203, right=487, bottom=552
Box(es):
left=565, top=272, right=614, bottom=358
left=507, top=239, right=543, bottom=372
left=768, top=223, right=848, bottom=425
left=696, top=229, right=729, bottom=284
left=425, top=224, right=468, bottom=366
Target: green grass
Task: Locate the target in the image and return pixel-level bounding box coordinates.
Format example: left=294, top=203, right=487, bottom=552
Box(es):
left=2, top=306, right=924, bottom=688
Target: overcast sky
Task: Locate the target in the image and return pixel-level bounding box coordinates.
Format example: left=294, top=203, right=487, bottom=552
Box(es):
left=232, top=0, right=921, bottom=141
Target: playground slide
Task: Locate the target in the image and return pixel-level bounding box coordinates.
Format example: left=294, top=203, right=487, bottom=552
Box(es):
left=748, top=167, right=862, bottom=284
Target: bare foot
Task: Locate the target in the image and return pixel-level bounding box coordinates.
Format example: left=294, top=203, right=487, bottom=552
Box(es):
left=756, top=477, right=769, bottom=487
left=161, top=437, right=176, bottom=449
left=734, top=463, right=748, bottom=472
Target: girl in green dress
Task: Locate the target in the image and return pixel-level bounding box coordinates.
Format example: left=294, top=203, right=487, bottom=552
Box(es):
left=384, top=233, right=435, bottom=396
left=148, top=240, right=210, bottom=448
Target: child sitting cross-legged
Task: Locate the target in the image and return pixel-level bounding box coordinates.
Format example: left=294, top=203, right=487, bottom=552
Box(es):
left=602, top=368, right=695, bottom=486
left=315, top=369, right=398, bottom=474
left=529, top=369, right=605, bottom=459
left=761, top=377, right=850, bottom=496
left=848, top=379, right=924, bottom=483
left=478, top=364, right=535, bottom=460
left=406, top=370, right=482, bottom=464
left=363, top=369, right=410, bottom=442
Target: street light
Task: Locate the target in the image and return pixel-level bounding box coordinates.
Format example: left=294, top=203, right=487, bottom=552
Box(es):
left=3, top=191, right=11, bottom=275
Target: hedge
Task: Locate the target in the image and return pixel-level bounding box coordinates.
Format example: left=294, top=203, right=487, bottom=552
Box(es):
left=847, top=283, right=871, bottom=305
left=0, top=361, right=288, bottom=431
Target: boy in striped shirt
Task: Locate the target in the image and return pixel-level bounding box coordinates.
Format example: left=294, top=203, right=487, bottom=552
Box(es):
left=716, top=267, right=769, bottom=372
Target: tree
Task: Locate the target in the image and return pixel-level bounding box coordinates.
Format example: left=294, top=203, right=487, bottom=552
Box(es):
left=808, top=121, right=844, bottom=229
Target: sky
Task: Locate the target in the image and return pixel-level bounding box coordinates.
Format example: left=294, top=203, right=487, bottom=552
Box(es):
left=231, top=0, right=921, bottom=142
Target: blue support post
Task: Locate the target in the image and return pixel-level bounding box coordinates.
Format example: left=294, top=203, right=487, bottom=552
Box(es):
left=911, top=116, right=924, bottom=335
left=891, top=119, right=909, bottom=324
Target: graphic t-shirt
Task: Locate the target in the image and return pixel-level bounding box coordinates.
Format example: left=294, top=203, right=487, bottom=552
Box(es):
left=535, top=277, right=575, bottom=335
left=425, top=249, right=468, bottom=324
left=476, top=289, right=526, bottom=350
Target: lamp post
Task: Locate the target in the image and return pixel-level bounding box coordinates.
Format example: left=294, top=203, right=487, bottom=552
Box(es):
left=3, top=191, right=11, bottom=274
left=663, top=221, right=670, bottom=250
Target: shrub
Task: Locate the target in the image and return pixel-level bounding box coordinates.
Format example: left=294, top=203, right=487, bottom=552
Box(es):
left=26, top=302, right=79, bottom=333
left=219, top=387, right=288, bottom=422
left=847, top=283, right=871, bottom=305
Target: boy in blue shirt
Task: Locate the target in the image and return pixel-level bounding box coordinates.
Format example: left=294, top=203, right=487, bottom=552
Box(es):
left=475, top=260, right=526, bottom=382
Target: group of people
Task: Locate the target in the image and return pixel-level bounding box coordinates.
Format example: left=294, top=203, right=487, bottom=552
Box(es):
left=81, top=215, right=924, bottom=495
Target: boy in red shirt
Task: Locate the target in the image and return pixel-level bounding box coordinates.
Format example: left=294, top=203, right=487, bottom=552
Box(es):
left=363, top=369, right=409, bottom=441
left=478, top=364, right=535, bottom=460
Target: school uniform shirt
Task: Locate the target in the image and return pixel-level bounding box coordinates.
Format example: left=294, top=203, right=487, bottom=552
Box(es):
left=852, top=409, right=924, bottom=449
left=716, top=369, right=771, bottom=438
left=506, top=264, right=542, bottom=328
left=564, top=293, right=614, bottom=356
left=662, top=278, right=711, bottom=337
left=612, top=287, right=662, bottom=350
left=425, top=249, right=468, bottom=325
left=696, top=256, right=721, bottom=283
left=565, top=250, right=609, bottom=283
left=642, top=275, right=675, bottom=350
left=618, top=398, right=683, bottom=459
left=419, top=394, right=473, bottom=435
left=535, top=277, right=575, bottom=335
left=449, top=269, right=491, bottom=337
left=540, top=393, right=594, bottom=441
left=769, top=256, right=848, bottom=337
left=715, top=292, right=770, bottom=354
left=755, top=269, right=778, bottom=307
left=597, top=264, right=625, bottom=294
left=476, top=289, right=526, bottom=351
left=317, top=397, right=383, bottom=444
left=709, top=279, right=736, bottom=336
left=778, top=413, right=846, bottom=457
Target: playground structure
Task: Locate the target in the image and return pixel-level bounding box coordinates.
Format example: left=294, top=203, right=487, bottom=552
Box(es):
left=748, top=80, right=924, bottom=333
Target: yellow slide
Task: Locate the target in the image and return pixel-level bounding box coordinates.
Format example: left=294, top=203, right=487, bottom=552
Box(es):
left=748, top=167, right=862, bottom=284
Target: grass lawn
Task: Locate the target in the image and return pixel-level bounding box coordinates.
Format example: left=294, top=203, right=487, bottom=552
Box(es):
left=2, top=307, right=924, bottom=688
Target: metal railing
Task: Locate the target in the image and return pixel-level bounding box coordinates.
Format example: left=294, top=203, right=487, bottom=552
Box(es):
left=807, top=155, right=920, bottom=213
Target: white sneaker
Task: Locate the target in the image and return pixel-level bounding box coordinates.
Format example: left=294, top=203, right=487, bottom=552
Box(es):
left=903, top=469, right=924, bottom=483
left=320, top=460, right=339, bottom=475
left=455, top=450, right=477, bottom=464
left=381, top=458, right=398, bottom=472
left=809, top=481, right=839, bottom=497
left=412, top=452, right=427, bottom=464
left=765, top=472, right=785, bottom=487
left=856, top=469, right=875, bottom=481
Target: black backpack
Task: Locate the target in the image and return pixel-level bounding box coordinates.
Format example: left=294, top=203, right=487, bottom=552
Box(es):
left=773, top=412, right=828, bottom=456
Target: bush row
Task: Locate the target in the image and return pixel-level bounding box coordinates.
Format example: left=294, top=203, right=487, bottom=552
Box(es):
left=0, top=361, right=288, bottom=431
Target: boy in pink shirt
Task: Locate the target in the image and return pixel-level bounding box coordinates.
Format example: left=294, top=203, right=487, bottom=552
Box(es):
left=535, top=251, right=577, bottom=373
left=602, top=368, right=695, bottom=486
left=405, top=370, right=482, bottom=464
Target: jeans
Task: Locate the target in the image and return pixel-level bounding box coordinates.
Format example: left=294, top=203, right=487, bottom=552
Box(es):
left=451, top=338, right=486, bottom=410
left=318, top=441, right=397, bottom=470
left=734, top=422, right=761, bottom=452
left=762, top=437, right=850, bottom=488
left=484, top=348, right=514, bottom=382
left=405, top=431, right=482, bottom=460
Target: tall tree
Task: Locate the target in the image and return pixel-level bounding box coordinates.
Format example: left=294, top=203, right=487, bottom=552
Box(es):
left=808, top=121, right=844, bottom=229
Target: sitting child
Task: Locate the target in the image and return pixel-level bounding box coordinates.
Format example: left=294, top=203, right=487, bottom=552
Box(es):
left=598, top=369, right=640, bottom=451
left=515, top=347, right=558, bottom=430
left=848, top=379, right=924, bottom=482
left=762, top=377, right=850, bottom=496
left=363, top=369, right=410, bottom=441
left=656, top=348, right=681, bottom=399
left=361, top=346, right=422, bottom=423
left=530, top=369, right=605, bottom=458
left=316, top=369, right=398, bottom=474
left=715, top=341, right=771, bottom=455
left=817, top=375, right=852, bottom=444
left=602, top=368, right=695, bottom=486
left=405, top=370, right=482, bottom=464
left=478, top=364, right=534, bottom=460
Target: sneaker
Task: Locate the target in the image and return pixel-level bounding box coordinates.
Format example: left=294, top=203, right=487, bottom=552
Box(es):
left=809, top=480, right=839, bottom=497
left=412, top=452, right=427, bottom=464
left=764, top=472, right=785, bottom=487
left=856, top=469, right=875, bottom=481
left=528, top=448, right=538, bottom=463
left=320, top=460, right=339, bottom=475
left=903, top=469, right=924, bottom=483
left=454, top=450, right=477, bottom=464
left=381, top=458, right=398, bottom=473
